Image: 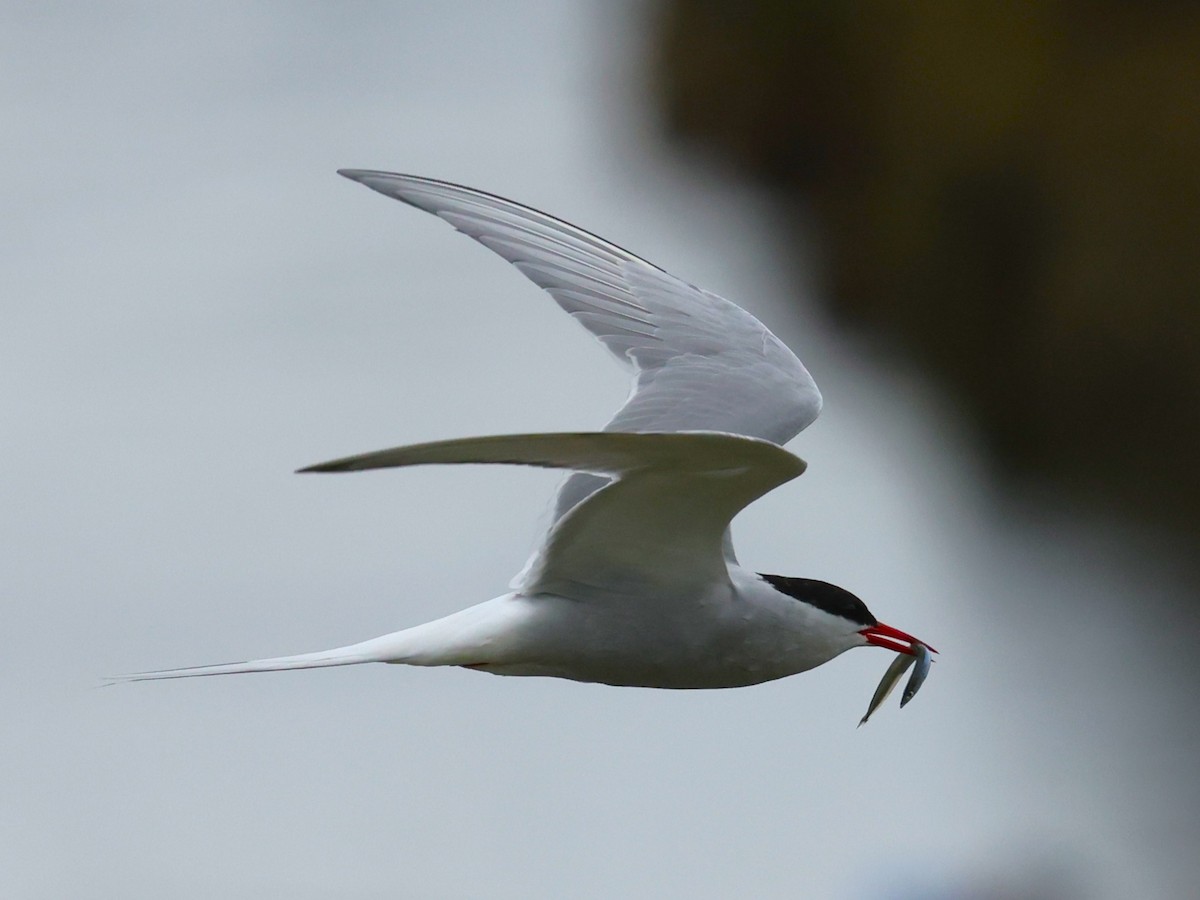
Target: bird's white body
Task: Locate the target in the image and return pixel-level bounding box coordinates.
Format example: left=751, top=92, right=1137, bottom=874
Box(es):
left=149, top=571, right=858, bottom=689
left=123, top=171, right=930, bottom=700
left=448, top=573, right=864, bottom=688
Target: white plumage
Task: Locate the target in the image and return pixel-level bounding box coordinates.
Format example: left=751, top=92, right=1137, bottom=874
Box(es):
left=121, top=172, right=931, bottom=704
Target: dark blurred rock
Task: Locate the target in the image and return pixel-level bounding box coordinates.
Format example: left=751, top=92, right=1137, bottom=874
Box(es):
left=652, top=1, right=1200, bottom=548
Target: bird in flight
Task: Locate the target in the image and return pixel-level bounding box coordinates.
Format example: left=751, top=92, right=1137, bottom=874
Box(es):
left=124, top=171, right=935, bottom=713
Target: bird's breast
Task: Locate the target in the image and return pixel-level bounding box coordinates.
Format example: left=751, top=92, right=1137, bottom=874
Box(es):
left=487, top=585, right=831, bottom=689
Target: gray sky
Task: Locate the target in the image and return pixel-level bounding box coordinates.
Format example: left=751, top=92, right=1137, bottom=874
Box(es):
left=3, top=3, right=1196, bottom=898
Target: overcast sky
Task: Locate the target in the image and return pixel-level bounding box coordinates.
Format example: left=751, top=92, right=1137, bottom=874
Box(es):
left=3, top=3, right=1196, bottom=898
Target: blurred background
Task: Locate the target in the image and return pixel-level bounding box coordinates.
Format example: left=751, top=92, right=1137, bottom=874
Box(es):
left=2, top=2, right=1196, bottom=898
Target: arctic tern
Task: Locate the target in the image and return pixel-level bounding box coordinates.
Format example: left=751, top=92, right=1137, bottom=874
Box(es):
left=122, top=171, right=935, bottom=714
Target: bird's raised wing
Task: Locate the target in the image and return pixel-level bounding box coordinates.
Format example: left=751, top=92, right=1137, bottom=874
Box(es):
left=337, top=171, right=822, bottom=525
left=300, top=431, right=806, bottom=595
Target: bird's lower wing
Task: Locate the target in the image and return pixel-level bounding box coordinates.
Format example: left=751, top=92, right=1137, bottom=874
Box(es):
left=301, top=431, right=805, bottom=597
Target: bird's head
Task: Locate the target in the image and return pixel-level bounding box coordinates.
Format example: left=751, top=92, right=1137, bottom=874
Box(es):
left=759, top=573, right=936, bottom=656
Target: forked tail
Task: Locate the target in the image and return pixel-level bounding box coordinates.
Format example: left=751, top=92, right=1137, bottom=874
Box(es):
left=110, top=644, right=379, bottom=683
left=111, top=598, right=530, bottom=684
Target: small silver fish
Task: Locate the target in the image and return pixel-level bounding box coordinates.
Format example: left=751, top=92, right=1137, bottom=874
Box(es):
left=858, top=650, right=916, bottom=727
left=900, top=642, right=932, bottom=708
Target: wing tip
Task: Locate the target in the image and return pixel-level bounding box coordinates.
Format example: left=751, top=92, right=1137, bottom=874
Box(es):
left=296, top=460, right=350, bottom=474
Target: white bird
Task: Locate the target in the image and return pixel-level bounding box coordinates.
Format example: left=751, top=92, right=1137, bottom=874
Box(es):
left=124, top=171, right=934, bottom=702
